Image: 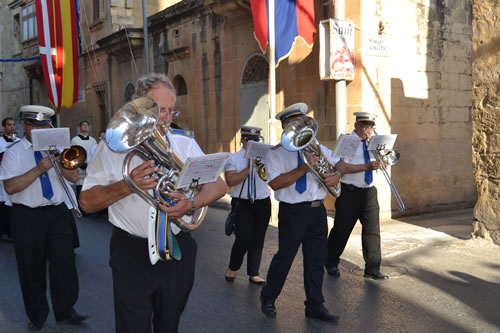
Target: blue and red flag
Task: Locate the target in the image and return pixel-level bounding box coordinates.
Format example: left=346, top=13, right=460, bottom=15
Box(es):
left=250, top=0, right=316, bottom=66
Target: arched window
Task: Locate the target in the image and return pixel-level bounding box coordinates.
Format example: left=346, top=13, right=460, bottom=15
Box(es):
left=173, top=75, right=187, bottom=96
left=241, top=55, right=269, bottom=85
left=123, top=82, right=135, bottom=103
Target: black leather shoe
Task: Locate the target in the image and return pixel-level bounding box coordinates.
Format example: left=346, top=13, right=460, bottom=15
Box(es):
left=28, top=321, right=44, bottom=331
left=326, top=266, right=340, bottom=277
left=305, top=307, right=339, bottom=323
left=260, top=295, right=276, bottom=318
left=57, top=309, right=89, bottom=324
left=364, top=271, right=389, bottom=280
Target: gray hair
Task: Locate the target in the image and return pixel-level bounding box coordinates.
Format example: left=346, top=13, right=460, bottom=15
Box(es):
left=133, top=73, right=176, bottom=98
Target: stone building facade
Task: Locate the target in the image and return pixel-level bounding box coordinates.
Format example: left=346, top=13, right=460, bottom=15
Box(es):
left=0, top=0, right=483, bottom=225
left=471, top=0, right=500, bottom=245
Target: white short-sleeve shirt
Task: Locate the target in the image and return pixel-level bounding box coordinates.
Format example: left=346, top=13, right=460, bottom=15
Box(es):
left=340, top=131, right=376, bottom=188
left=224, top=149, right=270, bottom=200
left=266, top=144, right=336, bottom=203
left=0, top=138, right=76, bottom=208
left=83, top=131, right=204, bottom=238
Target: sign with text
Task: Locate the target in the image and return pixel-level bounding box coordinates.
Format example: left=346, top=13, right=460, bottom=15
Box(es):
left=319, top=18, right=355, bottom=80
left=366, top=35, right=391, bottom=57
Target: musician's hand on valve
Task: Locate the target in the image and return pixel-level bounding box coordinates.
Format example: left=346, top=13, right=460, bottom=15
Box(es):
left=130, top=160, right=158, bottom=191
left=304, top=152, right=319, bottom=167
left=36, top=156, right=53, bottom=173
left=324, top=171, right=341, bottom=187
left=161, top=192, right=191, bottom=220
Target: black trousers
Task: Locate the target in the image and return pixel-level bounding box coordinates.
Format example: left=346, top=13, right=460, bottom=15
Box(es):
left=0, top=201, right=12, bottom=238
left=110, top=226, right=197, bottom=333
left=326, top=183, right=381, bottom=274
left=261, top=201, right=327, bottom=312
left=229, top=197, right=271, bottom=276
left=10, top=203, right=79, bottom=324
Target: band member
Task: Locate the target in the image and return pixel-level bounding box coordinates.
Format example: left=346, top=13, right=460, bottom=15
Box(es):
left=0, top=117, right=20, bottom=241
left=79, top=73, right=226, bottom=333
left=326, top=111, right=388, bottom=280
left=0, top=106, right=88, bottom=331
left=70, top=121, right=97, bottom=208
left=260, top=103, right=341, bottom=323
left=224, top=126, right=271, bottom=285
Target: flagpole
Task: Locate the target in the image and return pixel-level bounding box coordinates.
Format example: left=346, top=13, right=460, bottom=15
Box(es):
left=269, top=0, right=276, bottom=145
left=268, top=0, right=279, bottom=227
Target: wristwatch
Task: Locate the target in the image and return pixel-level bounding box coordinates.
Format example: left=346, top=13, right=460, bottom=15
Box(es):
left=188, top=197, right=196, bottom=215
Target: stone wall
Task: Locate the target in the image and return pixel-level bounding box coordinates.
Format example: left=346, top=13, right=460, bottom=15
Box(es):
left=471, top=0, right=500, bottom=245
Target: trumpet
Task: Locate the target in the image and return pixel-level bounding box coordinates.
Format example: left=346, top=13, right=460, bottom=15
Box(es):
left=46, top=145, right=87, bottom=217
left=371, top=131, right=406, bottom=214
left=281, top=116, right=341, bottom=198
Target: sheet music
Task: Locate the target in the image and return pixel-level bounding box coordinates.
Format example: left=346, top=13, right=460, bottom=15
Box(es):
left=367, top=134, right=397, bottom=151
left=175, top=152, right=230, bottom=189
left=331, top=134, right=362, bottom=159
left=31, top=128, right=70, bottom=152
left=244, top=141, right=274, bottom=160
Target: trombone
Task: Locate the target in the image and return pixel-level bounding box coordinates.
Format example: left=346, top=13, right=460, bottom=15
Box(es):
left=45, top=145, right=87, bottom=217
left=371, top=131, right=406, bottom=214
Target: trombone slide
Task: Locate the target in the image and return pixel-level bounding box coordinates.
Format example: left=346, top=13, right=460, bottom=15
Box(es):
left=46, top=152, right=82, bottom=217
left=374, top=152, right=406, bottom=214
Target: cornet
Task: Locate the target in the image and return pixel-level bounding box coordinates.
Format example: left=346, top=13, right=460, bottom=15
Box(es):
left=281, top=116, right=341, bottom=198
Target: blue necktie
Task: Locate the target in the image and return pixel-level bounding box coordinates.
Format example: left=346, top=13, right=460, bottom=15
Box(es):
left=247, top=162, right=256, bottom=203
left=295, top=152, right=307, bottom=194
left=362, top=141, right=373, bottom=185
left=34, top=151, right=54, bottom=200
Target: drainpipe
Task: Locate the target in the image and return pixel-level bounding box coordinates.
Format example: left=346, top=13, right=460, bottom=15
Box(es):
left=335, top=0, right=346, bottom=138
left=142, top=0, right=150, bottom=74
left=106, top=55, right=113, bottom=121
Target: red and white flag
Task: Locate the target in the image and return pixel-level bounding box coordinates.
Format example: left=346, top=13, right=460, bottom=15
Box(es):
left=35, top=0, right=79, bottom=110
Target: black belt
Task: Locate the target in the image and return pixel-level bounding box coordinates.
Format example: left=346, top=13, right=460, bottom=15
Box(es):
left=112, top=225, right=187, bottom=241
left=281, top=200, right=323, bottom=208
left=341, top=183, right=372, bottom=192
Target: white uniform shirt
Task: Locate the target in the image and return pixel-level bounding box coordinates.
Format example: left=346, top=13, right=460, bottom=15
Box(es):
left=266, top=144, right=336, bottom=203
left=83, top=131, right=204, bottom=238
left=224, top=149, right=270, bottom=200
left=0, top=136, right=21, bottom=203
left=0, top=138, right=77, bottom=209
left=340, top=131, right=376, bottom=188
left=71, top=135, right=97, bottom=185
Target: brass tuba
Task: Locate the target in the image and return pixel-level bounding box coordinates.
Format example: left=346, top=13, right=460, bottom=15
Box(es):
left=105, top=97, right=207, bottom=232
left=281, top=116, right=341, bottom=198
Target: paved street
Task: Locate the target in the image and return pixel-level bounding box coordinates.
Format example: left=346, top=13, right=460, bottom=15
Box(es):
left=1, top=202, right=499, bottom=332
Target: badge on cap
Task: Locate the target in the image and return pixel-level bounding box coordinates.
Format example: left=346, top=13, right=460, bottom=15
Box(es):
left=241, top=126, right=262, bottom=141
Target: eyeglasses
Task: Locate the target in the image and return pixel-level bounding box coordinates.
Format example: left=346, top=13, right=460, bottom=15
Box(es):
left=160, top=107, right=181, bottom=119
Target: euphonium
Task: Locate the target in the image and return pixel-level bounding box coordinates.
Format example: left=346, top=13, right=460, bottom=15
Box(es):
left=105, top=97, right=207, bottom=232
left=281, top=116, right=341, bottom=198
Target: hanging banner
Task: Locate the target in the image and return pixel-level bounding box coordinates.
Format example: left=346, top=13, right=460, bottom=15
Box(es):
left=319, top=18, right=355, bottom=80
left=250, top=0, right=316, bottom=67
left=35, top=0, right=79, bottom=110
